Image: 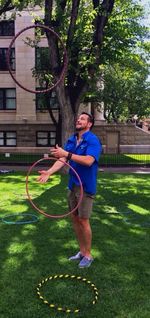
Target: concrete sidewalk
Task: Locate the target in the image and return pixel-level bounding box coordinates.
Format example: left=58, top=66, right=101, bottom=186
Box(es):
left=0, top=165, right=150, bottom=174
left=99, top=166, right=150, bottom=174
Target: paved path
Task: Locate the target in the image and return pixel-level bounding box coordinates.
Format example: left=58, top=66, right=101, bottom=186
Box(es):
left=0, top=165, right=150, bottom=174
left=99, top=166, right=150, bottom=174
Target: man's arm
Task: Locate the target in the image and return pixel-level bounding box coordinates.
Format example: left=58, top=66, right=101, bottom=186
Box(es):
left=51, top=145, right=95, bottom=166
left=37, top=157, right=66, bottom=183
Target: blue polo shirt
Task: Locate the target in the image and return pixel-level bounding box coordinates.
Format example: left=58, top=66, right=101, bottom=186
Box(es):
left=64, top=131, right=102, bottom=195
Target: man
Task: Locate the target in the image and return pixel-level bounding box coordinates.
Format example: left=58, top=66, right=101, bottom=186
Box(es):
left=37, top=112, right=102, bottom=268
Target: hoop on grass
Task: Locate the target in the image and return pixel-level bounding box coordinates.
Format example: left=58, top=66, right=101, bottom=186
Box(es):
left=7, top=24, right=68, bottom=94
left=2, top=213, right=38, bottom=225
left=36, top=274, right=99, bottom=314
left=26, top=157, right=83, bottom=219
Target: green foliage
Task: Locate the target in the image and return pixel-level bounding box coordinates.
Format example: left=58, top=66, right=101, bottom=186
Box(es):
left=0, top=0, right=149, bottom=130
left=96, top=59, right=150, bottom=122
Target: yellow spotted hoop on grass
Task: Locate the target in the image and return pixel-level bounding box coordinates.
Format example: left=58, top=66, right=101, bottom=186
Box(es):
left=36, top=274, right=99, bottom=314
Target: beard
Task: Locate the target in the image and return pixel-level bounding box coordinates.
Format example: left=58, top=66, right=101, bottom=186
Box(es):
left=75, top=126, right=85, bottom=132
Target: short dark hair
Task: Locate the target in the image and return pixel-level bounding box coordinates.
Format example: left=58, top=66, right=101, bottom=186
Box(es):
left=81, top=112, right=95, bottom=129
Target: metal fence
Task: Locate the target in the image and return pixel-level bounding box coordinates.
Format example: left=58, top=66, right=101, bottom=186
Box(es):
left=0, top=153, right=150, bottom=167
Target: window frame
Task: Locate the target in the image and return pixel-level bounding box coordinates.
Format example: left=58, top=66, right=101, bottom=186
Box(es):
left=0, top=48, right=15, bottom=71
left=0, top=131, right=17, bottom=147
left=0, top=88, right=16, bottom=110
left=36, top=90, right=59, bottom=111
left=35, top=47, right=50, bottom=71
left=36, top=130, right=56, bottom=147
left=0, top=21, right=15, bottom=36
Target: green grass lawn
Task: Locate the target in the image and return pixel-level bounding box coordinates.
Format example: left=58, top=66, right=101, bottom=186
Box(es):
left=0, top=153, right=150, bottom=166
left=0, top=171, right=150, bottom=318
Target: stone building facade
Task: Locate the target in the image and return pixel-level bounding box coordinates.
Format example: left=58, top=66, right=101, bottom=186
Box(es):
left=0, top=8, right=149, bottom=155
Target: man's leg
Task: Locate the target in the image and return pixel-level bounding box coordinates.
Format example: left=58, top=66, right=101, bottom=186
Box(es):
left=68, top=187, right=94, bottom=260
left=70, top=214, right=92, bottom=258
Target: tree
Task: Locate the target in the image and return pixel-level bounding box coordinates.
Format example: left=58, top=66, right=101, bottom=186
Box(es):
left=0, top=0, right=116, bottom=144
left=43, top=0, right=116, bottom=145
left=0, top=1, right=42, bottom=15
left=84, top=0, right=150, bottom=122
left=1, top=0, right=149, bottom=145
left=94, top=60, right=150, bottom=123
left=30, top=0, right=150, bottom=143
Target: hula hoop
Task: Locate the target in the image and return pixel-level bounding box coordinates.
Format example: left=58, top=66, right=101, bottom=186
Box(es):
left=7, top=24, right=68, bottom=94
left=26, top=157, right=83, bottom=219
left=2, top=213, right=39, bottom=225
left=36, top=274, right=99, bottom=314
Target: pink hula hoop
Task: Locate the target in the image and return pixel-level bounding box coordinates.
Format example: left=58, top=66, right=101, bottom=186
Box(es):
left=7, top=24, right=68, bottom=94
left=26, top=157, right=83, bottom=219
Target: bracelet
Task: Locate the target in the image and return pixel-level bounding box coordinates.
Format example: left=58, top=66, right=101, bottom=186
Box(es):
left=67, top=152, right=72, bottom=161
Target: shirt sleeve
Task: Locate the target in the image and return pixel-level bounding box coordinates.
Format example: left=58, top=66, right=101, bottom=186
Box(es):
left=86, top=137, right=102, bottom=162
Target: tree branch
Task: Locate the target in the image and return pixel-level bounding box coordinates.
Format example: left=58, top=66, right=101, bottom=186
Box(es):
left=66, top=0, right=80, bottom=49
left=59, top=0, right=67, bottom=12
left=93, top=0, right=115, bottom=45
left=44, top=0, right=53, bottom=26
left=0, top=0, right=14, bottom=15
left=70, top=1, right=116, bottom=108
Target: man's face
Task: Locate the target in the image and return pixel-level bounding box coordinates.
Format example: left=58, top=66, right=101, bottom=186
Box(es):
left=75, top=114, right=92, bottom=131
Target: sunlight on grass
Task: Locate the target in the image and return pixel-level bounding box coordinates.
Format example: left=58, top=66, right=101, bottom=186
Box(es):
left=97, top=205, right=118, bottom=213
left=21, top=224, right=38, bottom=236
left=129, top=228, right=145, bottom=235
left=3, top=257, right=21, bottom=271
left=7, top=241, right=35, bottom=254
left=105, top=240, right=119, bottom=248
left=101, top=219, right=122, bottom=226
left=92, top=248, right=102, bottom=258
left=128, top=203, right=149, bottom=214
left=120, top=272, right=135, bottom=282
left=7, top=205, right=29, bottom=214
left=125, top=154, right=150, bottom=160
left=52, top=197, right=67, bottom=204
left=57, top=255, right=68, bottom=264
left=56, top=219, right=69, bottom=229
left=64, top=239, right=78, bottom=249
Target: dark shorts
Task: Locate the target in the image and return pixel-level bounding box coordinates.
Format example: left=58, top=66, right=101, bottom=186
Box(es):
left=68, top=185, right=94, bottom=219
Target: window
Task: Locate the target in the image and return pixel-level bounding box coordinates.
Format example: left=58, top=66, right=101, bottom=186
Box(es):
left=36, top=90, right=59, bottom=110
left=0, top=48, right=15, bottom=71
left=0, top=89, right=16, bottom=110
left=0, top=21, right=15, bottom=36
left=0, top=131, right=17, bottom=146
left=36, top=131, right=56, bottom=146
left=35, top=47, right=50, bottom=71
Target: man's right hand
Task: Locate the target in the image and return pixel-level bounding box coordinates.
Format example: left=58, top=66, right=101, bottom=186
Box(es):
left=37, top=170, right=51, bottom=183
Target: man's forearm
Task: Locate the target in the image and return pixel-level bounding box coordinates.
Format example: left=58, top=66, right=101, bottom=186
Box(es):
left=47, top=157, right=66, bottom=174
left=50, top=146, right=95, bottom=167
left=67, top=153, right=94, bottom=166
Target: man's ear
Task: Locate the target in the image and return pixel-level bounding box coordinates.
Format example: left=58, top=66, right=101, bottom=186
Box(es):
left=88, top=122, right=92, bottom=129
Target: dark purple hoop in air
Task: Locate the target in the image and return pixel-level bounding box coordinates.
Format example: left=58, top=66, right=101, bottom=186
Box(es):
left=26, top=157, right=83, bottom=219
left=7, top=24, right=68, bottom=94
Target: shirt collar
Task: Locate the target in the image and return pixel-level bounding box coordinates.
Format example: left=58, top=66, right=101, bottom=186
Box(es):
left=68, top=130, right=91, bottom=143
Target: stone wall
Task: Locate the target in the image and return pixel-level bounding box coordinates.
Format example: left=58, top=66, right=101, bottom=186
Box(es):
left=93, top=123, right=150, bottom=154
left=0, top=122, right=150, bottom=154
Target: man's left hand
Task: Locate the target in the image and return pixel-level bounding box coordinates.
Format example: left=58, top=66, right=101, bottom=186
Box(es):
left=50, top=144, right=68, bottom=159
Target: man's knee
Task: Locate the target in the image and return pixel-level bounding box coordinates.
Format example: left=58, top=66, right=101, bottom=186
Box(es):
left=78, top=217, right=90, bottom=227
left=70, top=212, right=79, bottom=222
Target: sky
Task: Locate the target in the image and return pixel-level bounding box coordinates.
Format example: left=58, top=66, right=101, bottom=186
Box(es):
left=139, top=0, right=150, bottom=27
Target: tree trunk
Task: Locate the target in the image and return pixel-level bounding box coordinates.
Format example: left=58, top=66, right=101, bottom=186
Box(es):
left=55, top=84, right=75, bottom=146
